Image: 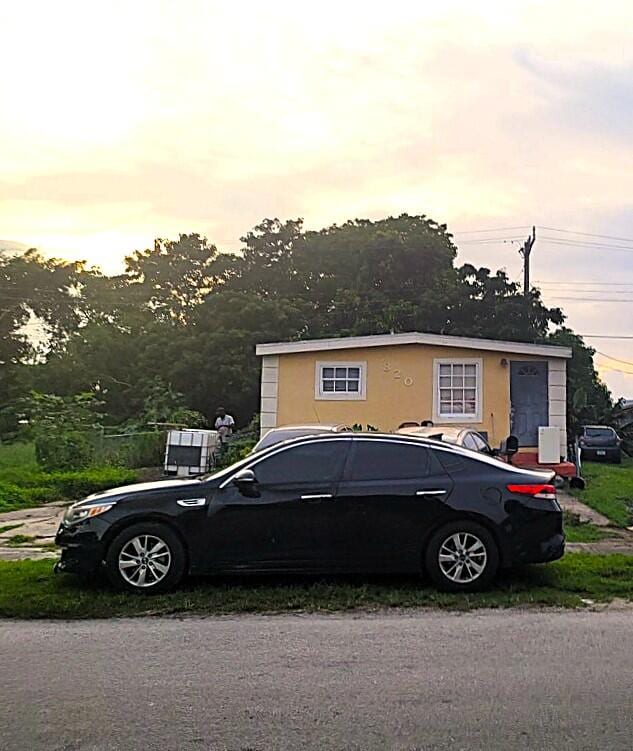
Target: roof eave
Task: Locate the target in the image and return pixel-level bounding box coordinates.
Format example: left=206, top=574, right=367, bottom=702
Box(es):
left=256, top=332, right=572, bottom=359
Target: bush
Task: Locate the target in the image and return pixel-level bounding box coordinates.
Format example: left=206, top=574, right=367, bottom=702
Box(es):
left=217, top=416, right=259, bottom=468
left=0, top=482, right=60, bottom=513
left=96, top=432, right=166, bottom=469
left=46, top=467, right=138, bottom=500
left=35, top=431, right=94, bottom=472
left=0, top=467, right=138, bottom=513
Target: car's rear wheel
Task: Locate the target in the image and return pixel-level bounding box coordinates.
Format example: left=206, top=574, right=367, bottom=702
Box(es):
left=105, top=522, right=186, bottom=594
left=425, top=521, right=499, bottom=592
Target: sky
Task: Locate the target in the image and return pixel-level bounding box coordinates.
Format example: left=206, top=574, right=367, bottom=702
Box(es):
left=2, top=0, right=633, bottom=396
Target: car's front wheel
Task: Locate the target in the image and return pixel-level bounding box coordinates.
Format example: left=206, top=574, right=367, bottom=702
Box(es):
left=425, top=521, right=499, bottom=592
left=105, top=522, right=186, bottom=594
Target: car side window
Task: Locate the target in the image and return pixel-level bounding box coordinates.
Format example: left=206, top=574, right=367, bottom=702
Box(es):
left=251, top=440, right=349, bottom=485
left=347, top=441, right=433, bottom=481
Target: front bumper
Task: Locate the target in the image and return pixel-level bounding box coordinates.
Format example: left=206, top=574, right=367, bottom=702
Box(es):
left=54, top=523, right=105, bottom=576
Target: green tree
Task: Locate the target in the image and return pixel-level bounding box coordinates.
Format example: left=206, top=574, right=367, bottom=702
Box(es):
left=0, top=249, right=93, bottom=435
left=548, top=328, right=613, bottom=436
left=5, top=214, right=607, bottom=441
left=448, top=265, right=564, bottom=341
left=19, top=391, right=103, bottom=471
left=125, top=233, right=220, bottom=323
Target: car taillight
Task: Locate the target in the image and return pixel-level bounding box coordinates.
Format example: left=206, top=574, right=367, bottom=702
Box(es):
left=507, top=483, right=557, bottom=500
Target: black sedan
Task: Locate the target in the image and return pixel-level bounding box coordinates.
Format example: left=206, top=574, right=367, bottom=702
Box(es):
left=55, top=433, right=564, bottom=593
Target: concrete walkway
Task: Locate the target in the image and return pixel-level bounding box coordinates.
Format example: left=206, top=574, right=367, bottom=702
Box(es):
left=557, top=490, right=612, bottom=526
left=0, top=501, right=66, bottom=561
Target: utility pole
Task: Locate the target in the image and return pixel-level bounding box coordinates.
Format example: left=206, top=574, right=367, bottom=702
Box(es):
left=519, top=226, right=536, bottom=298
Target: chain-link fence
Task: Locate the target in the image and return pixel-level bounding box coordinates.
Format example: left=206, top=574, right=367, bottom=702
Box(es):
left=93, top=430, right=167, bottom=469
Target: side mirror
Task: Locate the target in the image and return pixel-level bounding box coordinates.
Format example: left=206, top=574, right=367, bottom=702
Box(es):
left=232, top=469, right=260, bottom=497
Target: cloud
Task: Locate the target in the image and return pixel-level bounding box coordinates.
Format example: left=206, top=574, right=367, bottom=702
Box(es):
left=514, top=49, right=633, bottom=141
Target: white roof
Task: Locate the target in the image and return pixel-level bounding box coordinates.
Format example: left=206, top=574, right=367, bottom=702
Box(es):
left=256, top=332, right=572, bottom=359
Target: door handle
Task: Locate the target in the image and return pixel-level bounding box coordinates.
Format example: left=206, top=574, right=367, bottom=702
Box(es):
left=416, top=489, right=447, bottom=496
left=300, top=494, right=333, bottom=501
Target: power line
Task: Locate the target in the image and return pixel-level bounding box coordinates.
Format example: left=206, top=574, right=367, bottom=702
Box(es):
left=540, top=226, right=633, bottom=244
left=595, top=351, right=633, bottom=367
left=548, top=297, right=633, bottom=303
left=535, top=280, right=633, bottom=287
left=452, top=226, right=531, bottom=235
left=580, top=334, right=633, bottom=339
left=456, top=238, right=524, bottom=245
left=541, top=288, right=633, bottom=295
left=598, top=363, right=633, bottom=376
left=539, top=237, right=633, bottom=253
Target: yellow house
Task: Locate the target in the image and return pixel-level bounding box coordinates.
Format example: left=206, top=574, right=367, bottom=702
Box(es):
left=256, top=332, right=572, bottom=456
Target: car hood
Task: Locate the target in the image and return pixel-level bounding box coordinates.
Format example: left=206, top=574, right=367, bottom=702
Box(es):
left=79, top=478, right=203, bottom=505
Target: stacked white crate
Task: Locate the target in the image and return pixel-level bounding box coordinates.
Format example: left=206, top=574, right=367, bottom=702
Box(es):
left=164, top=429, right=221, bottom=476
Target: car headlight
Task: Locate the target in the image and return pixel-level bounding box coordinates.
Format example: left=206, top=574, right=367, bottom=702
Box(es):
left=63, top=503, right=115, bottom=526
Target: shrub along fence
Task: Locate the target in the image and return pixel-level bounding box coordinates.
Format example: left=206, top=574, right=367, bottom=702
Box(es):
left=0, top=466, right=138, bottom=512
left=94, top=430, right=167, bottom=469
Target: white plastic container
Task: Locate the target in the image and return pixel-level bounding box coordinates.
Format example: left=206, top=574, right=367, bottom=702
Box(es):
left=538, top=426, right=560, bottom=464
left=164, top=429, right=221, bottom=476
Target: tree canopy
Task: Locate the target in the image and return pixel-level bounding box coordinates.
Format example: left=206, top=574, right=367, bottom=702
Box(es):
left=0, top=213, right=612, bottom=437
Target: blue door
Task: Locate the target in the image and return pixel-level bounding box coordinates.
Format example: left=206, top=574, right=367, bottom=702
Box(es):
left=510, top=361, right=548, bottom=447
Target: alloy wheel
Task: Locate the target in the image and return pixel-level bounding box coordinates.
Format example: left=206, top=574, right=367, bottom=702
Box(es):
left=118, top=534, right=172, bottom=588
left=438, top=532, right=488, bottom=584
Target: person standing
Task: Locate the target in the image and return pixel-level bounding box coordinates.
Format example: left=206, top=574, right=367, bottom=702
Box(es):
left=214, top=407, right=235, bottom=444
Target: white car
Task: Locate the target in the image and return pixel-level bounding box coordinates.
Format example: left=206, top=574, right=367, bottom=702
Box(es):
left=396, top=425, right=494, bottom=455
left=252, top=423, right=353, bottom=453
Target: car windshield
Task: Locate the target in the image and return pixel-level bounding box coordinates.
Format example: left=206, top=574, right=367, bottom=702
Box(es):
left=585, top=427, right=614, bottom=438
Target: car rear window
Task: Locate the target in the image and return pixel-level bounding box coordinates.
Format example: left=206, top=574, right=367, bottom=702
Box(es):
left=585, top=427, right=614, bottom=438
left=435, top=449, right=467, bottom=473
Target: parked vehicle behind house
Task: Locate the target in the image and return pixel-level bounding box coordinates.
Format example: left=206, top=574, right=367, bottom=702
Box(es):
left=396, top=425, right=494, bottom=455
left=55, top=433, right=564, bottom=594
left=252, top=423, right=352, bottom=452
left=578, top=425, right=622, bottom=464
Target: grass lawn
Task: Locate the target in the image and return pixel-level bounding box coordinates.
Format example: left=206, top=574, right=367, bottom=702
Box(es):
left=1, top=553, right=632, bottom=619
left=0, top=442, right=138, bottom=514
left=562, top=510, right=619, bottom=543
left=564, top=523, right=615, bottom=543
left=574, top=458, right=633, bottom=527
left=0, top=441, right=38, bottom=470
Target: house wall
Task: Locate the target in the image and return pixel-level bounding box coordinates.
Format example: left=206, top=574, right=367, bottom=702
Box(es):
left=262, top=343, right=565, bottom=449
left=548, top=358, right=567, bottom=456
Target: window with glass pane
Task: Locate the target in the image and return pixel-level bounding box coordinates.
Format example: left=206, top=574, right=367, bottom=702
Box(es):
left=438, top=362, right=478, bottom=416
left=321, top=365, right=361, bottom=395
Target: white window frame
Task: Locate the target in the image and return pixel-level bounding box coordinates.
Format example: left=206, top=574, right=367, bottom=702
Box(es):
left=432, top=358, right=482, bottom=423
left=315, top=360, right=367, bottom=401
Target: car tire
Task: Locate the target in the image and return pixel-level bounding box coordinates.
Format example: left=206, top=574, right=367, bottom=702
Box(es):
left=105, top=522, right=186, bottom=594
left=425, top=520, right=499, bottom=592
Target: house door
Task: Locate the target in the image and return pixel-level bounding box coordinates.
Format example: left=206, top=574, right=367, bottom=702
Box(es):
left=510, top=361, right=548, bottom=447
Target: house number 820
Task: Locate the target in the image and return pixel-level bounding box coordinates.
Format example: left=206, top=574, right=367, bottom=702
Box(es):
left=384, top=362, right=414, bottom=386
